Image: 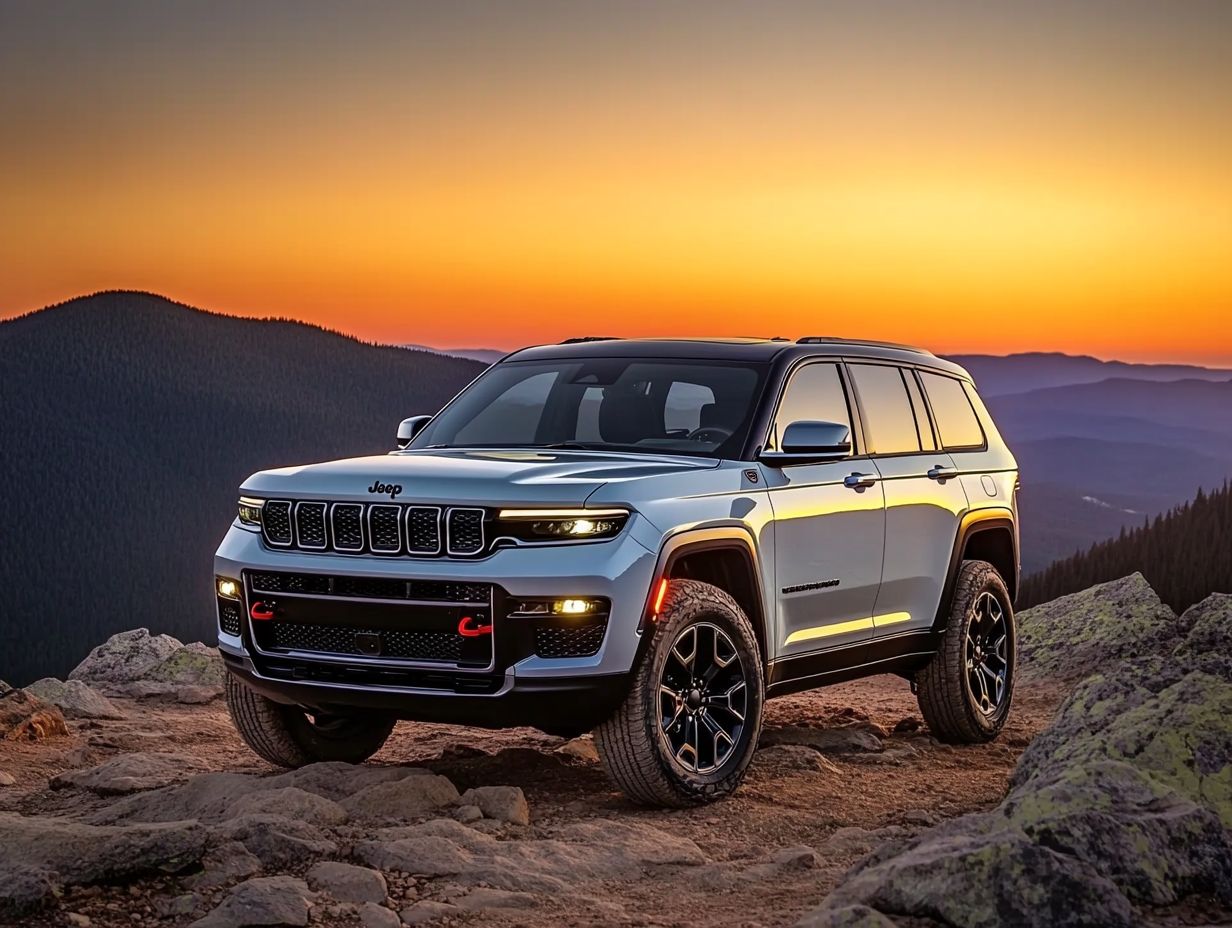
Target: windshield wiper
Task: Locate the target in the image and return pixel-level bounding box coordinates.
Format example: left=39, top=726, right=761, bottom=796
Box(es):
left=529, top=441, right=607, bottom=451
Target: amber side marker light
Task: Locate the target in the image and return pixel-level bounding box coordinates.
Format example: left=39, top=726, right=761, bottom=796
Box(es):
left=652, top=578, right=670, bottom=617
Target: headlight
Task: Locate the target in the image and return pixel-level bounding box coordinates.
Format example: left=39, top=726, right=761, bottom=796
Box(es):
left=495, top=508, right=629, bottom=543
left=238, top=496, right=264, bottom=526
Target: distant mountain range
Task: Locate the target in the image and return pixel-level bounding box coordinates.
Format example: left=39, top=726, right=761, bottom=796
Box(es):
left=1, top=296, right=1228, bottom=683
left=400, top=344, right=508, bottom=365
left=947, top=351, right=1232, bottom=397
left=0, top=292, right=483, bottom=685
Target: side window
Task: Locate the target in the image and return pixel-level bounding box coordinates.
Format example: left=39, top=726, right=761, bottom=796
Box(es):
left=848, top=364, right=921, bottom=455
left=920, top=372, right=985, bottom=449
left=454, top=370, right=557, bottom=444
left=767, top=362, right=852, bottom=452
left=903, top=371, right=937, bottom=452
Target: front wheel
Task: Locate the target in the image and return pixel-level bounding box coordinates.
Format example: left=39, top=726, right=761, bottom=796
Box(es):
left=916, top=559, right=1016, bottom=744
left=595, top=579, right=764, bottom=807
left=225, top=674, right=396, bottom=767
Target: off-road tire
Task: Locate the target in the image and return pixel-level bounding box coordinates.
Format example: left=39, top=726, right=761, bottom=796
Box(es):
left=225, top=673, right=396, bottom=767
left=916, top=559, right=1015, bottom=744
left=595, top=579, right=764, bottom=807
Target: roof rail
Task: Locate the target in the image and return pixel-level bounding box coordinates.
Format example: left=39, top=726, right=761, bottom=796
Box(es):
left=559, top=336, right=620, bottom=344
left=796, top=336, right=933, bottom=356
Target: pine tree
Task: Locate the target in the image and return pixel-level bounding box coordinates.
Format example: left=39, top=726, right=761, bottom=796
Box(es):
left=1019, top=480, right=1232, bottom=612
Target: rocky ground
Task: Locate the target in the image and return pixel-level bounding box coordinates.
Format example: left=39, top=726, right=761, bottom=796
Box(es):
left=1, top=574, right=1229, bottom=928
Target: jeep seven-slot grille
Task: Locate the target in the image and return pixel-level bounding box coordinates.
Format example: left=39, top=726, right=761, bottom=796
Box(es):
left=258, top=501, right=483, bottom=557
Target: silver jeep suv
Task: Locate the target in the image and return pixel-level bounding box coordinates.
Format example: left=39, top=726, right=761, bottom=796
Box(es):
left=215, top=337, right=1019, bottom=806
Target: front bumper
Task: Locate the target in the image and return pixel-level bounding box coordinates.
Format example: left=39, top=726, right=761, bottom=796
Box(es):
left=213, top=523, right=657, bottom=729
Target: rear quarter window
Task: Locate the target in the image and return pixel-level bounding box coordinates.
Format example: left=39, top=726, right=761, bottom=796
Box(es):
left=920, top=371, right=985, bottom=449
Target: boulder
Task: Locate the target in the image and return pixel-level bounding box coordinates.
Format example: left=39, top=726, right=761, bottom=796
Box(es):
left=1016, top=573, right=1177, bottom=681
left=0, top=681, right=68, bottom=742
left=399, top=900, right=458, bottom=924
left=0, top=812, right=207, bottom=916
left=25, top=678, right=125, bottom=720
left=305, top=861, right=387, bottom=905
left=554, top=735, right=600, bottom=763
left=760, top=725, right=883, bottom=755
left=210, top=814, right=338, bottom=867
left=0, top=770, right=15, bottom=787
left=51, top=752, right=212, bottom=795
left=358, top=902, right=400, bottom=928
left=356, top=817, right=705, bottom=894
left=339, top=774, right=460, bottom=822
left=186, top=841, right=263, bottom=890
left=458, top=785, right=530, bottom=825
left=799, top=576, right=1232, bottom=926
left=145, top=641, right=225, bottom=688
left=69, top=629, right=183, bottom=686
left=229, top=788, right=348, bottom=827
left=189, top=875, right=312, bottom=928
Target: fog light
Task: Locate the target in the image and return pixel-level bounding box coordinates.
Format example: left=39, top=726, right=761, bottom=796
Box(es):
left=555, top=599, right=593, bottom=615
left=216, top=577, right=241, bottom=600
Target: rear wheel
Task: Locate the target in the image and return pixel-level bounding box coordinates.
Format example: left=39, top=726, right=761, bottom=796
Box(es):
left=595, top=579, right=764, bottom=807
left=916, top=559, right=1015, bottom=744
left=225, top=674, right=396, bottom=767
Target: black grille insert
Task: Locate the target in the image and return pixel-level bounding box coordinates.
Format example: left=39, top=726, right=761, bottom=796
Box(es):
left=367, top=505, right=402, bottom=553
left=218, top=600, right=242, bottom=636
left=534, top=617, right=608, bottom=659
left=262, top=501, right=293, bottom=546
left=266, top=623, right=464, bottom=663
left=247, top=571, right=491, bottom=604
left=331, top=503, right=364, bottom=551
left=295, top=502, right=328, bottom=549
left=447, top=508, right=485, bottom=555
left=406, top=506, right=442, bottom=554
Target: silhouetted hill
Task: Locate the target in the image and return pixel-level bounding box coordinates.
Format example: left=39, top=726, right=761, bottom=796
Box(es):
left=948, top=351, right=1232, bottom=397
left=0, top=292, right=483, bottom=685
left=1020, top=481, right=1232, bottom=612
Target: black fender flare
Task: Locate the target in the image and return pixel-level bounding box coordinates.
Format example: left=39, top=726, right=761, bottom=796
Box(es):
left=931, top=508, right=1018, bottom=633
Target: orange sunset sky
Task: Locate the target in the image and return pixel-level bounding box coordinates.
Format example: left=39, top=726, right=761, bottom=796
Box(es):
left=2, top=2, right=1230, bottom=363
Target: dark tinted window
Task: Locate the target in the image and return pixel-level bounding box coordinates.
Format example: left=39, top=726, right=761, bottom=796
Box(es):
left=767, top=362, right=852, bottom=453
left=920, top=372, right=985, bottom=449
left=849, top=364, right=921, bottom=455
left=411, top=358, right=766, bottom=459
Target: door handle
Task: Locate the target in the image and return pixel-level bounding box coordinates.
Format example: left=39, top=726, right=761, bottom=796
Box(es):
left=844, top=472, right=879, bottom=489
left=927, top=465, right=959, bottom=481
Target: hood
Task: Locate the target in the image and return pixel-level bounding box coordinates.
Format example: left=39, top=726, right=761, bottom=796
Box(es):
left=240, top=448, right=720, bottom=507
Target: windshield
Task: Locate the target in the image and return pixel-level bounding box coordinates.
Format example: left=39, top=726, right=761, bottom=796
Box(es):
left=409, top=357, right=768, bottom=459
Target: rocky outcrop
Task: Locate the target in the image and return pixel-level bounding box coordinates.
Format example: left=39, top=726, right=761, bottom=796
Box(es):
left=0, top=680, right=69, bottom=741
left=1015, top=572, right=1178, bottom=682
left=69, top=628, right=224, bottom=702
left=800, top=584, right=1232, bottom=927
left=0, top=813, right=208, bottom=916
left=51, top=752, right=214, bottom=795
left=25, top=677, right=126, bottom=720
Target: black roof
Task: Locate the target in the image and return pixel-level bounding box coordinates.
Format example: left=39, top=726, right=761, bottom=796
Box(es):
left=505, top=337, right=972, bottom=379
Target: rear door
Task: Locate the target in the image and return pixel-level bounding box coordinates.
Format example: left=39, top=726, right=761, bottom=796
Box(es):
left=845, top=363, right=969, bottom=638
left=764, top=361, right=886, bottom=657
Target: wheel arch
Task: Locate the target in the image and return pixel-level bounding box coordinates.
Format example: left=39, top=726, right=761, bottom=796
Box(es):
left=648, top=528, right=770, bottom=671
left=932, top=509, right=1018, bottom=633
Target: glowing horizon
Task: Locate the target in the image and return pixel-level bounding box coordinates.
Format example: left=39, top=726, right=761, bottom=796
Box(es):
left=2, top=2, right=1230, bottom=365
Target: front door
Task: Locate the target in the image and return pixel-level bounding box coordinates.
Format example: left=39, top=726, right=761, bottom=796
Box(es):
left=764, top=361, right=886, bottom=658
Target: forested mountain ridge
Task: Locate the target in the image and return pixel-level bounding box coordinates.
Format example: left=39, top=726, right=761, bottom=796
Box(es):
left=1019, top=480, right=1232, bottom=612
left=0, top=291, right=483, bottom=685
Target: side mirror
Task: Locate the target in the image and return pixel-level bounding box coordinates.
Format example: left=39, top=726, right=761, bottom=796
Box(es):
left=760, top=420, right=852, bottom=466
left=396, top=415, right=432, bottom=450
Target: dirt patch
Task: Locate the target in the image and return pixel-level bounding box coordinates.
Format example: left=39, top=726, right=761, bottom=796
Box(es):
left=0, top=674, right=1065, bottom=927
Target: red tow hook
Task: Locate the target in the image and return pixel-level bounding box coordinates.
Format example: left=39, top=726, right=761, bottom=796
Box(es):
left=249, top=601, right=276, bottom=622
left=458, top=615, right=492, bottom=638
